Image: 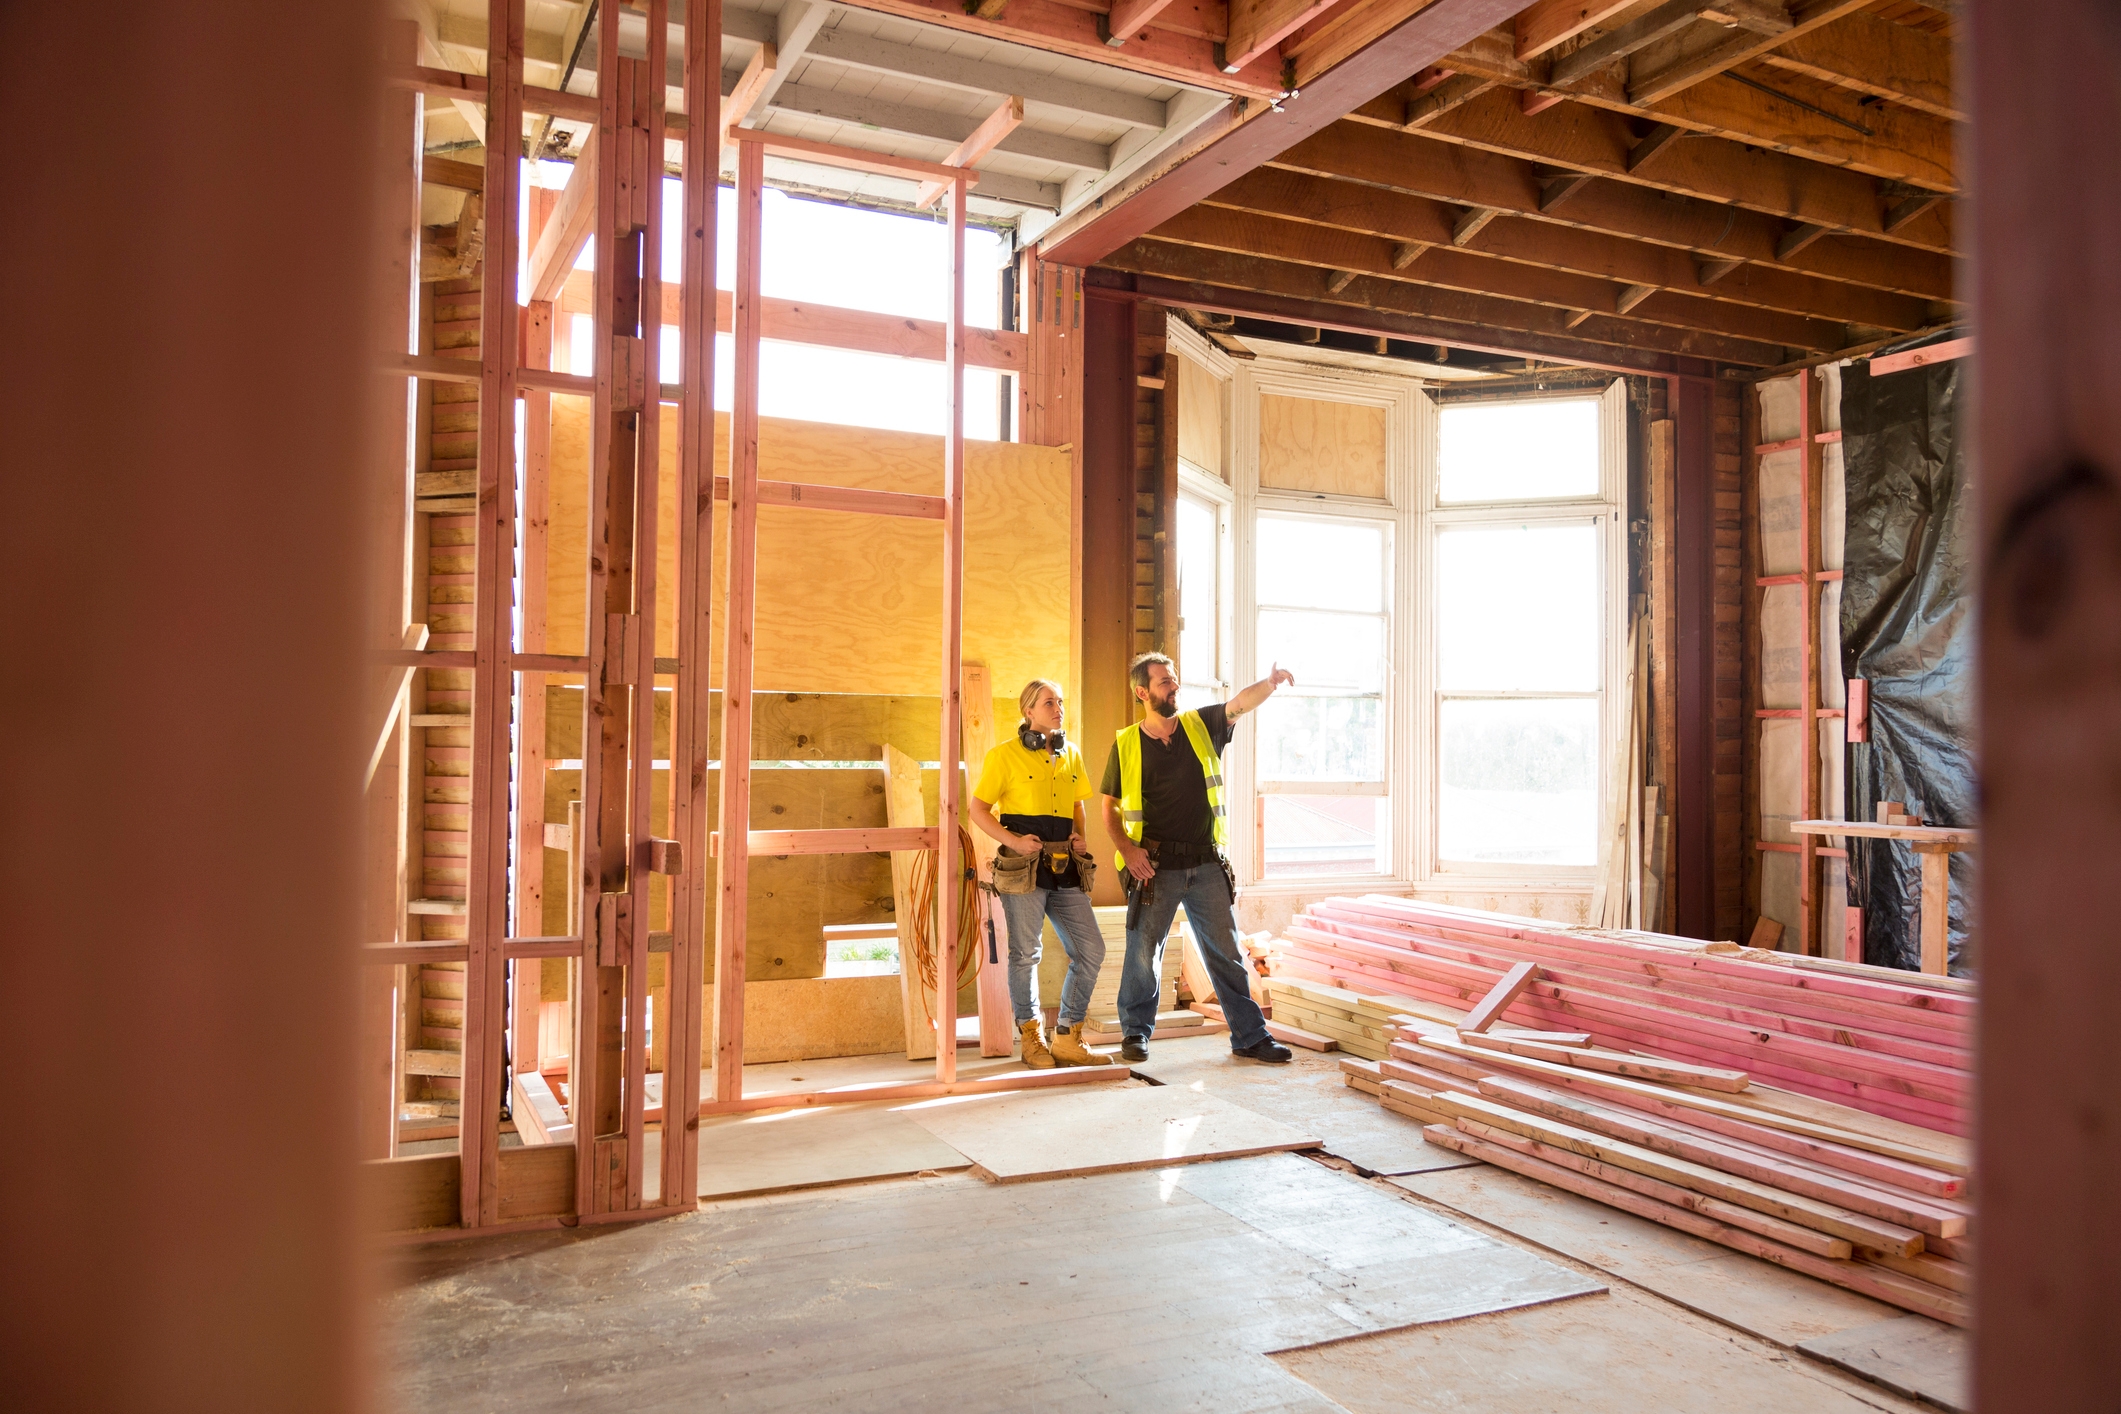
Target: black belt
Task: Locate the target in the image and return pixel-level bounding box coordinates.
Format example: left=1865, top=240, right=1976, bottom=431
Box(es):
left=1145, top=839, right=1222, bottom=870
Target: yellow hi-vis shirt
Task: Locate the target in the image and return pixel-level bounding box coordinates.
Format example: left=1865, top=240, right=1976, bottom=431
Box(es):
left=974, top=735, right=1094, bottom=821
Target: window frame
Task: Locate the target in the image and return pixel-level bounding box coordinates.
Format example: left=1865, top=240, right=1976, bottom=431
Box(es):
left=1216, top=343, right=1626, bottom=896
left=1175, top=460, right=1235, bottom=712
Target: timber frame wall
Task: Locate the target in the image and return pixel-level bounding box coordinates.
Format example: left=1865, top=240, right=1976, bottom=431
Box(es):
left=363, top=2, right=1117, bottom=1237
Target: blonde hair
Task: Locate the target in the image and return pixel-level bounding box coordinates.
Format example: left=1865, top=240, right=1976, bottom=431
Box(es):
left=1018, top=678, right=1063, bottom=720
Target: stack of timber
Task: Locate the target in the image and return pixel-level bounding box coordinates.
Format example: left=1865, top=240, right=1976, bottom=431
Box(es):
left=1068, top=906, right=1192, bottom=1041
left=1264, top=897, right=1973, bottom=1136
left=1339, top=1027, right=1971, bottom=1327
left=1256, top=978, right=1402, bottom=1059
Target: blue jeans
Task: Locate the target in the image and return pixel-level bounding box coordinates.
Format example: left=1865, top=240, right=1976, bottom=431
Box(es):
left=997, top=884, right=1105, bottom=1028
left=1117, top=863, right=1270, bottom=1050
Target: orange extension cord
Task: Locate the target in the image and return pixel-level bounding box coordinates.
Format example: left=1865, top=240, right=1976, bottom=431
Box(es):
left=907, top=825, right=982, bottom=996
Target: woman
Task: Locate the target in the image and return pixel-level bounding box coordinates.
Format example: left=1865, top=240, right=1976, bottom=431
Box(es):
left=968, top=679, right=1113, bottom=1068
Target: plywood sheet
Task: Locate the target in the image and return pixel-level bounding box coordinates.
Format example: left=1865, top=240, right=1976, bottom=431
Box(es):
left=723, top=974, right=906, bottom=1064
left=902, top=1083, right=1319, bottom=1182
left=1258, top=394, right=1388, bottom=500
left=692, top=1103, right=971, bottom=1200
left=1278, top=1282, right=1903, bottom=1414
left=1128, top=1030, right=1481, bottom=1177
left=1394, top=1164, right=1894, bottom=1349
left=1798, top=1313, right=1968, bottom=1411
left=547, top=405, right=1072, bottom=701
left=1176, top=352, right=1224, bottom=480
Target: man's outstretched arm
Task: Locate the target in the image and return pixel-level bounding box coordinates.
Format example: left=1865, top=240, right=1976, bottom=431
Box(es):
left=1226, top=663, right=1297, bottom=720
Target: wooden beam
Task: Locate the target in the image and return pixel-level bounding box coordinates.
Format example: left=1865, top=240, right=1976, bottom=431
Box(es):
left=563, top=271, right=1032, bottom=372
left=1777, top=222, right=1829, bottom=260
left=1451, top=204, right=1499, bottom=244
left=1461, top=960, right=1537, bottom=1032
left=1271, top=121, right=1959, bottom=301
left=1226, top=0, right=1342, bottom=72
left=1364, top=87, right=1959, bottom=253
left=1087, top=265, right=1690, bottom=375
left=1105, top=0, right=1180, bottom=45
left=916, top=96, right=1024, bottom=208
left=712, top=475, right=948, bottom=519
left=1869, top=336, right=1970, bottom=376
left=720, top=41, right=777, bottom=145
left=1641, top=70, right=1957, bottom=192
left=1100, top=241, right=1789, bottom=363
left=1549, top=0, right=1712, bottom=87
left=1515, top=0, right=1642, bottom=60
left=728, top=126, right=977, bottom=184
left=1405, top=73, right=1495, bottom=127
left=1625, top=0, right=1869, bottom=107
left=1151, top=200, right=1846, bottom=347
left=1758, top=11, right=1960, bottom=121
left=525, top=128, right=595, bottom=302
left=1626, top=122, right=1686, bottom=171
left=1036, top=0, right=1529, bottom=268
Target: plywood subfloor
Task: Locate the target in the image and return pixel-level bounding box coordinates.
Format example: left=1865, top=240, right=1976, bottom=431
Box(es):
left=381, top=1153, right=1600, bottom=1413
left=1797, top=1315, right=1969, bottom=1412
left=1275, top=1284, right=1929, bottom=1413
left=649, top=1103, right=974, bottom=1201
left=1394, top=1164, right=1912, bottom=1351
left=899, top=1083, right=1319, bottom=1182
left=1132, top=1030, right=1482, bottom=1176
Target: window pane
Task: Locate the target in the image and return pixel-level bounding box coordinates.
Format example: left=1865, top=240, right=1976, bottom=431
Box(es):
left=1438, top=398, right=1600, bottom=502
left=1257, top=694, right=1383, bottom=782
left=1177, top=496, right=1219, bottom=692
left=1263, top=795, right=1390, bottom=878
left=1436, top=524, right=1600, bottom=691
left=1438, top=698, right=1599, bottom=866
left=1258, top=609, right=1385, bottom=693
left=1256, top=516, right=1384, bottom=611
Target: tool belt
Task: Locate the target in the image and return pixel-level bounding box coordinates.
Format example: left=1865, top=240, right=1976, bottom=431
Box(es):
left=993, top=842, right=1096, bottom=895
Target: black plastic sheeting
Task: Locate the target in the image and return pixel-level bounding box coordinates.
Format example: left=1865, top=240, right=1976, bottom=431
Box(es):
left=1838, top=356, right=1975, bottom=975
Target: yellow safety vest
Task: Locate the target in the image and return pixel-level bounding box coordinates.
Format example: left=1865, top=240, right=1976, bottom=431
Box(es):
left=1112, top=710, right=1226, bottom=869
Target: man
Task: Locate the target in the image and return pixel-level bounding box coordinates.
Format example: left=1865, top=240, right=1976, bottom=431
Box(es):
left=1099, top=652, right=1295, bottom=1064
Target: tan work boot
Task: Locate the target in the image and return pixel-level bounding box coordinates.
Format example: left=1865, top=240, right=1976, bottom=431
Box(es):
left=1018, top=1019, right=1056, bottom=1069
left=1049, top=1022, right=1115, bottom=1067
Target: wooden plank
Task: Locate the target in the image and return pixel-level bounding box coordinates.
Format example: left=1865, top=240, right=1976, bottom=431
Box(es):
left=885, top=742, right=939, bottom=1061
left=1460, top=959, right=1537, bottom=1033
left=1266, top=1021, right=1340, bottom=1051
left=936, top=175, right=969, bottom=1087
left=904, top=1084, right=1320, bottom=1181
left=1225, top=0, right=1342, bottom=72
left=1420, top=1126, right=1966, bottom=1326
left=711, top=476, right=945, bottom=520
left=696, top=1060, right=1130, bottom=1115
left=915, top=97, right=1024, bottom=208
left=741, top=827, right=939, bottom=855
left=461, top=0, right=527, bottom=1232
left=526, top=128, right=595, bottom=302
left=1425, top=1090, right=1925, bottom=1255
left=496, top=1140, right=577, bottom=1220
left=1413, top=1034, right=1966, bottom=1174
left=714, top=136, right=768, bottom=1103
left=1514, top=0, right=1640, bottom=59
left=729, top=127, right=976, bottom=185
left=1917, top=846, right=1952, bottom=977
left=1870, top=338, right=1972, bottom=377
left=1756, top=11, right=1959, bottom=121
left=720, top=42, right=777, bottom=144
left=363, top=1153, right=462, bottom=1232
left=1459, top=1116, right=1855, bottom=1259
left=960, top=661, right=1015, bottom=1057
left=1456, top=1031, right=1751, bottom=1092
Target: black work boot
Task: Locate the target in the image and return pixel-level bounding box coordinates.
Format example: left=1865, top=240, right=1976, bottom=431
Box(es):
left=1231, top=1038, right=1293, bottom=1064
left=1119, top=1035, right=1149, bottom=1064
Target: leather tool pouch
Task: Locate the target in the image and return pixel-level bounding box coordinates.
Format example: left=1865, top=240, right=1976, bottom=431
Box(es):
left=991, top=846, right=1037, bottom=895
left=1071, top=849, right=1098, bottom=896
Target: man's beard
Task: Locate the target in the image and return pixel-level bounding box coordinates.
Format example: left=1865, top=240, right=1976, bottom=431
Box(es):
left=1149, top=693, right=1178, bottom=718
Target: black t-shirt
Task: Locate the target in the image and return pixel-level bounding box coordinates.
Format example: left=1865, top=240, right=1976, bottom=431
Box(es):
left=1098, top=703, right=1233, bottom=848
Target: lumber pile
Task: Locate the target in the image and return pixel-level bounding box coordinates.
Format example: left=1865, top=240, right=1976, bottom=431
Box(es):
left=1281, top=900, right=1972, bottom=1327
left=1264, top=896, right=1974, bottom=1135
